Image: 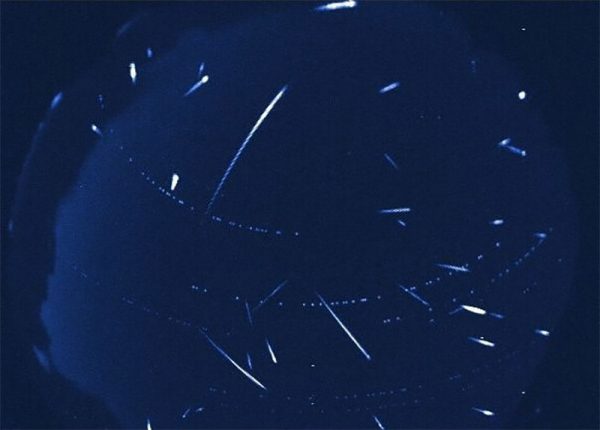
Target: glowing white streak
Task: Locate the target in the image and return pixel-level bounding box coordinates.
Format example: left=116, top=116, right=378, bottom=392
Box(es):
left=200, top=330, right=267, bottom=390
left=245, top=301, right=253, bottom=326
left=461, top=305, right=487, bottom=315
left=378, top=207, right=411, bottom=214
left=534, top=232, right=547, bottom=239
left=472, top=407, right=495, bottom=416
left=253, top=280, right=288, bottom=312
left=116, top=19, right=134, bottom=37
left=396, top=219, right=406, bottom=227
left=197, top=62, right=205, bottom=77
left=266, top=338, right=278, bottom=364
left=246, top=352, right=253, bottom=370
left=316, top=292, right=371, bottom=361
left=184, top=75, right=209, bottom=97
left=50, top=92, right=63, bottom=110
left=146, top=418, right=152, bottom=430
left=315, top=0, right=357, bottom=11
left=448, top=307, right=462, bottom=316
left=379, top=82, right=400, bottom=94
left=129, top=62, right=137, bottom=84
left=535, top=329, right=550, bottom=337
left=91, top=124, right=103, bottom=136
left=490, top=219, right=504, bottom=226
left=372, top=415, right=385, bottom=430
left=170, top=173, right=179, bottom=191
left=498, top=137, right=526, bottom=157
left=182, top=408, right=191, bottom=419
left=398, top=285, right=430, bottom=308
left=436, top=263, right=470, bottom=273
left=468, top=337, right=495, bottom=348
left=383, top=153, right=399, bottom=170
left=205, top=85, right=288, bottom=216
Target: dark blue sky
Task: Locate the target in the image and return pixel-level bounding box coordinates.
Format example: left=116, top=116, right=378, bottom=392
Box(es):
left=1, top=2, right=598, bottom=429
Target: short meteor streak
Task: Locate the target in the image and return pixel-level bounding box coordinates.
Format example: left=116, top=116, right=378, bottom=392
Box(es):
left=468, top=337, right=495, bottom=348
left=372, top=415, right=386, bottom=430
left=378, top=207, right=411, bottom=214
left=316, top=292, right=371, bottom=360
left=436, top=263, right=470, bottom=273
left=253, top=280, right=288, bottom=312
left=184, top=74, right=209, bottom=97
left=170, top=173, right=179, bottom=191
left=472, top=407, right=495, bottom=417
left=498, top=137, right=526, bottom=157
left=379, top=81, right=400, bottom=94
left=266, top=338, right=278, bottom=364
left=461, top=305, right=487, bottom=316
left=91, top=124, right=103, bottom=137
left=398, top=285, right=430, bottom=308
left=129, top=62, right=137, bottom=84
left=205, top=85, right=288, bottom=216
left=200, top=330, right=267, bottom=390
left=50, top=92, right=63, bottom=110
left=452, top=305, right=504, bottom=319
left=245, top=301, right=253, bottom=326
left=383, top=153, right=399, bottom=170
left=315, top=0, right=357, bottom=12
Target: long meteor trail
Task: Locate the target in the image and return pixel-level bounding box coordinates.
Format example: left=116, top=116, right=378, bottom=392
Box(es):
left=200, top=330, right=267, bottom=390
left=205, top=85, right=288, bottom=216
left=316, top=292, right=371, bottom=361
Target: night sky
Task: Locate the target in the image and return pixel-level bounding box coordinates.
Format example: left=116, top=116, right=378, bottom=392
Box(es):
left=1, top=2, right=598, bottom=429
